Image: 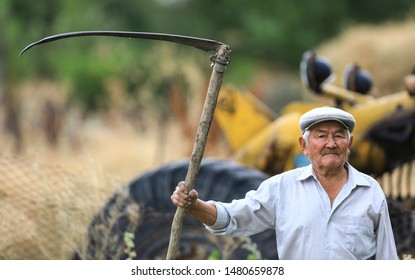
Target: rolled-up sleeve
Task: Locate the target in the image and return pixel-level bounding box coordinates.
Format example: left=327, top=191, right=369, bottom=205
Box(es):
left=205, top=201, right=230, bottom=232
left=204, top=179, right=277, bottom=236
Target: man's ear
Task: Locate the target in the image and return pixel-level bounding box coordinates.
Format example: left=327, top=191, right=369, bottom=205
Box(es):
left=348, top=135, right=354, bottom=148
left=299, top=136, right=308, bottom=155
left=347, top=134, right=354, bottom=153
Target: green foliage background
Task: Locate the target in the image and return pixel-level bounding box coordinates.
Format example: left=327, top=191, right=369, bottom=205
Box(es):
left=1, top=0, right=415, bottom=112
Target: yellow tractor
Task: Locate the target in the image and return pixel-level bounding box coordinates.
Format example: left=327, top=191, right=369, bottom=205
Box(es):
left=79, top=50, right=415, bottom=260
left=217, top=50, right=415, bottom=179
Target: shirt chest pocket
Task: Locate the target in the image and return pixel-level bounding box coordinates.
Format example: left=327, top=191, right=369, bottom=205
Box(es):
left=345, top=216, right=376, bottom=259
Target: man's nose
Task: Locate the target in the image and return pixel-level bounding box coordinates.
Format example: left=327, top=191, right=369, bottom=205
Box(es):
left=325, top=136, right=337, bottom=147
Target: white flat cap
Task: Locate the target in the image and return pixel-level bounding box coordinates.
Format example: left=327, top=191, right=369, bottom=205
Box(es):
left=299, top=106, right=355, bottom=133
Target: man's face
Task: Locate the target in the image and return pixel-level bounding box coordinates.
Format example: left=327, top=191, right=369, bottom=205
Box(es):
left=299, top=121, right=353, bottom=173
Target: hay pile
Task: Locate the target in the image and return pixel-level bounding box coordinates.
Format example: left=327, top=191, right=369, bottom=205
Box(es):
left=0, top=154, right=109, bottom=259
left=317, top=19, right=415, bottom=95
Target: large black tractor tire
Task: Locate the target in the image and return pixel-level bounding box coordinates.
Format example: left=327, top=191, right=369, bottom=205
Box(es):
left=75, top=158, right=277, bottom=260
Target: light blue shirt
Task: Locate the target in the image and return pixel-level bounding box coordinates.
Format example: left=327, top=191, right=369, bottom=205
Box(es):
left=206, top=163, right=398, bottom=260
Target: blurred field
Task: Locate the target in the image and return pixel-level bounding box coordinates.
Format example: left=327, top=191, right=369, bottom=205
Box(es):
left=4, top=19, right=415, bottom=184
left=1, top=19, right=415, bottom=259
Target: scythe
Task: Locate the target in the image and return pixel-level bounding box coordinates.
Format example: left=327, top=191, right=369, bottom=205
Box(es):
left=20, top=30, right=231, bottom=260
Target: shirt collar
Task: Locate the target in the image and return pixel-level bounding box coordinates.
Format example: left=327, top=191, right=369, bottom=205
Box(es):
left=297, top=164, right=316, bottom=181
left=345, top=163, right=372, bottom=189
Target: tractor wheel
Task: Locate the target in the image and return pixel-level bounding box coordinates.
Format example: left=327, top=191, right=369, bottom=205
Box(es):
left=75, top=158, right=277, bottom=260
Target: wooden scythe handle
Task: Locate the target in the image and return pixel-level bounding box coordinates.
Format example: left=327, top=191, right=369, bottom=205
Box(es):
left=166, top=44, right=231, bottom=260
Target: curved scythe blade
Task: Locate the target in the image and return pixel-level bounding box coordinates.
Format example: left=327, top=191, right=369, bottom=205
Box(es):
left=18, top=29, right=231, bottom=260
left=19, top=30, right=225, bottom=56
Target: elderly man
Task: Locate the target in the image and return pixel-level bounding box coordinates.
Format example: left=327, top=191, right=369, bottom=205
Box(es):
left=171, top=106, right=398, bottom=260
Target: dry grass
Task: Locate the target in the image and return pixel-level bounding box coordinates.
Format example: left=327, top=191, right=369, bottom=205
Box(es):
left=0, top=77, right=229, bottom=259
left=0, top=153, right=108, bottom=259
